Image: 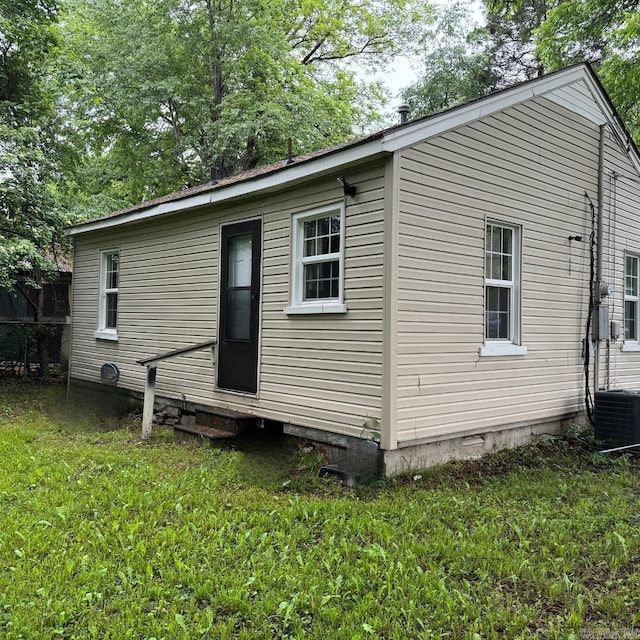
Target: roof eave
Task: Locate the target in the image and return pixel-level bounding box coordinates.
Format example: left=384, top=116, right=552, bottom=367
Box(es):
left=67, top=137, right=387, bottom=236
left=382, top=65, right=596, bottom=150
left=380, top=63, right=640, bottom=175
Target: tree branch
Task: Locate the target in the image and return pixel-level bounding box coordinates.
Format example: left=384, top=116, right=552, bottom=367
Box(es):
left=301, top=38, right=328, bottom=65
left=0, top=227, right=37, bottom=241
left=301, top=37, right=393, bottom=65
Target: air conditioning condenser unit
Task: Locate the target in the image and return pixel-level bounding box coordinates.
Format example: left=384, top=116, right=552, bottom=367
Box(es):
left=595, top=390, right=640, bottom=446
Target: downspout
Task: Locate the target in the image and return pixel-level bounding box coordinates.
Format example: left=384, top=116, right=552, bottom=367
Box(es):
left=594, top=124, right=605, bottom=393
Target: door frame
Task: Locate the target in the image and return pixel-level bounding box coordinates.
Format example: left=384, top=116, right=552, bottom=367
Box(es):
left=215, top=216, right=263, bottom=397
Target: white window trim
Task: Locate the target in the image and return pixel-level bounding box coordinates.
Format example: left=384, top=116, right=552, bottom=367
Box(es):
left=623, top=253, right=639, bottom=350
left=480, top=343, right=528, bottom=357
left=284, top=203, right=347, bottom=315
left=94, top=249, right=119, bottom=341
left=481, top=221, right=527, bottom=357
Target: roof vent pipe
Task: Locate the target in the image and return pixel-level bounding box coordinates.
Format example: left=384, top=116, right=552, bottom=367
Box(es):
left=285, top=137, right=294, bottom=165
left=398, top=104, right=410, bottom=125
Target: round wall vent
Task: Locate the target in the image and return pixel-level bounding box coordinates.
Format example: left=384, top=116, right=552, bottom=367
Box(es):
left=100, top=363, right=120, bottom=383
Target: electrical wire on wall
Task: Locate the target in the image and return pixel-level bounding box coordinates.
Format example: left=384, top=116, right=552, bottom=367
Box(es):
left=605, top=170, right=619, bottom=390
left=584, top=191, right=597, bottom=427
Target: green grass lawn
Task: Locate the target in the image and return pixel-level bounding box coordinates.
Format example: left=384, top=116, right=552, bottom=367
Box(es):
left=1, top=381, right=639, bottom=639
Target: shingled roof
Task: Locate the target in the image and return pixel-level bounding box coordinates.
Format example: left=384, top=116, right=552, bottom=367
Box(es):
left=80, top=132, right=385, bottom=224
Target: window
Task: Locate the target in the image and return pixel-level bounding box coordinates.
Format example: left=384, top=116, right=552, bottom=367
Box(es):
left=480, top=222, right=527, bottom=357
left=95, top=250, right=119, bottom=340
left=625, top=254, right=639, bottom=342
left=284, top=205, right=346, bottom=314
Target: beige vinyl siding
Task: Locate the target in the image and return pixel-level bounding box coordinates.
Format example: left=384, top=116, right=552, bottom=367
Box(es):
left=394, top=97, right=598, bottom=444
left=598, top=131, right=640, bottom=389
left=70, top=163, right=385, bottom=438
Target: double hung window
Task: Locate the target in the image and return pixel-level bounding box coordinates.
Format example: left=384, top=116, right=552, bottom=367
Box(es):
left=625, top=254, right=639, bottom=343
left=285, top=205, right=346, bottom=314
left=95, top=250, right=119, bottom=340
left=481, top=222, right=526, bottom=356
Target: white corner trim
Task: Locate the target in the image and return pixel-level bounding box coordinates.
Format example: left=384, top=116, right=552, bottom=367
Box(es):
left=94, top=330, right=119, bottom=341
left=621, top=341, right=640, bottom=352
left=284, top=304, right=347, bottom=315
left=479, top=343, right=528, bottom=357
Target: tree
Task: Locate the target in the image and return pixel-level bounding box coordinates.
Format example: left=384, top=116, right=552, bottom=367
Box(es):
left=0, top=0, right=74, bottom=375
left=401, top=3, right=497, bottom=117
left=401, top=0, right=563, bottom=118
left=480, top=0, right=640, bottom=143
left=536, top=0, right=640, bottom=140
left=0, top=0, right=73, bottom=283
left=483, top=0, right=559, bottom=85
left=61, top=0, right=422, bottom=206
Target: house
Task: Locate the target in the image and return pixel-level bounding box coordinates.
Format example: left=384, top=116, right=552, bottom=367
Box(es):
left=66, top=64, right=640, bottom=475
left=0, top=264, right=72, bottom=374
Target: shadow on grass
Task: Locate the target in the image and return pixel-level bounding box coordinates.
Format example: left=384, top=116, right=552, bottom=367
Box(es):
left=212, top=429, right=307, bottom=490
left=1, top=377, right=136, bottom=433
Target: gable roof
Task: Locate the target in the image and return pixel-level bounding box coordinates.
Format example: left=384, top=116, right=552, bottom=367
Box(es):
left=68, top=63, right=640, bottom=237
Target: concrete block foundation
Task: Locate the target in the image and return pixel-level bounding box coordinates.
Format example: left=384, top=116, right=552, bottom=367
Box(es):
left=381, top=414, right=582, bottom=477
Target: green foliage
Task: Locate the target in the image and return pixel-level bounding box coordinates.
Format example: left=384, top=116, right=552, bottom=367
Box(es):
left=0, top=0, right=431, bottom=244
left=1, top=382, right=640, bottom=638
left=2, top=0, right=428, bottom=282
left=0, top=0, right=75, bottom=289
left=401, top=3, right=497, bottom=117
left=535, top=0, right=638, bottom=68
left=464, top=0, right=640, bottom=146
left=536, top=0, right=640, bottom=139
left=0, top=125, right=74, bottom=288
left=0, top=0, right=59, bottom=111
left=59, top=0, right=420, bottom=205
left=404, top=0, right=558, bottom=118
left=483, top=0, right=553, bottom=83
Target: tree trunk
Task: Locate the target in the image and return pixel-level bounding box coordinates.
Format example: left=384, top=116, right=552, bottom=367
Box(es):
left=205, top=0, right=227, bottom=176
left=34, top=277, right=50, bottom=379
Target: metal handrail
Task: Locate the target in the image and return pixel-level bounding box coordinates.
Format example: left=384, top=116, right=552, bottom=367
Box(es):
left=137, top=339, right=217, bottom=439
left=136, top=339, right=217, bottom=366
